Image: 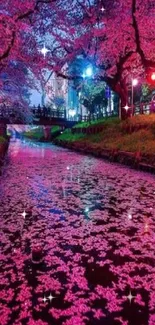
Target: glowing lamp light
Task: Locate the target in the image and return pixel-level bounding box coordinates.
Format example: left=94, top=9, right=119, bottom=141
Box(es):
left=85, top=66, right=93, bottom=77
left=132, top=78, right=138, bottom=86
left=31, top=244, right=44, bottom=264
left=151, top=72, right=155, bottom=81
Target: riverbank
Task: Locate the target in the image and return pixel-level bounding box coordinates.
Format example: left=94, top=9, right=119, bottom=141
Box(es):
left=23, top=115, right=155, bottom=173
left=53, top=115, right=155, bottom=173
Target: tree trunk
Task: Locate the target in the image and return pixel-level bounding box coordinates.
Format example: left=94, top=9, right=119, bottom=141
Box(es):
left=115, top=82, right=130, bottom=120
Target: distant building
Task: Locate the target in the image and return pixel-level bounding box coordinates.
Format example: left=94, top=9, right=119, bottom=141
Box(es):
left=45, top=64, right=68, bottom=110
left=43, top=57, right=118, bottom=118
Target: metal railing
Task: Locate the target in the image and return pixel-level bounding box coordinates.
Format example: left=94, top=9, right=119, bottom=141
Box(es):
left=32, top=108, right=66, bottom=119
left=134, top=103, right=151, bottom=115
left=69, top=111, right=118, bottom=122
left=0, top=102, right=154, bottom=124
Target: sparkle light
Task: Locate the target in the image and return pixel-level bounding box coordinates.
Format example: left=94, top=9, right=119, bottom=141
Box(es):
left=124, top=104, right=130, bottom=111
left=42, top=296, right=47, bottom=303
left=48, top=293, right=55, bottom=302
left=101, top=7, right=105, bottom=12
left=22, top=210, right=27, bottom=219
left=126, top=291, right=135, bottom=303
left=40, top=44, right=50, bottom=58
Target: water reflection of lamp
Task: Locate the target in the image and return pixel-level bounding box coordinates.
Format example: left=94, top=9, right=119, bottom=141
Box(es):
left=31, top=244, right=44, bottom=264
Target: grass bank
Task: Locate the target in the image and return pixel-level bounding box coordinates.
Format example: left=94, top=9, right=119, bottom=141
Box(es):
left=56, top=115, right=155, bottom=155
left=54, top=115, right=155, bottom=172
left=0, top=136, right=7, bottom=144
left=23, top=126, right=60, bottom=141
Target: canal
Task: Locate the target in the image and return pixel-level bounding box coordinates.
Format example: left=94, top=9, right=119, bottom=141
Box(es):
left=0, top=138, right=155, bottom=325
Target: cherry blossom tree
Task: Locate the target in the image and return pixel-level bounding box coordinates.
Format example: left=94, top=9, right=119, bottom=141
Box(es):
left=0, top=61, right=34, bottom=122
left=47, top=0, right=155, bottom=118
left=0, top=0, right=155, bottom=119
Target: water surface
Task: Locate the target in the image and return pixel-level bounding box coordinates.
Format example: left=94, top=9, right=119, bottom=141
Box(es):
left=0, top=139, right=155, bottom=325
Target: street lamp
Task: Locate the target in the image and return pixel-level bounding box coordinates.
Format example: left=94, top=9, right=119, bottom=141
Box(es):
left=80, top=66, right=93, bottom=119
left=82, top=66, right=93, bottom=79
left=78, top=91, right=83, bottom=120
left=151, top=72, right=155, bottom=81
left=131, top=78, right=138, bottom=116
left=85, top=66, right=93, bottom=77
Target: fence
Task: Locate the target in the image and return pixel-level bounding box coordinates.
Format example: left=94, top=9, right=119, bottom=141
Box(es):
left=32, top=108, right=67, bottom=119
left=24, top=102, right=155, bottom=121
left=0, top=102, right=154, bottom=124
left=134, top=103, right=151, bottom=115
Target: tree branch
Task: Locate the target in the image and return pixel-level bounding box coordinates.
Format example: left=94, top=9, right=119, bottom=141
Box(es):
left=0, top=31, right=16, bottom=61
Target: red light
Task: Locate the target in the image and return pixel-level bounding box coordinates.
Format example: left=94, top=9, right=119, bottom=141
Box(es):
left=146, top=69, right=155, bottom=84
left=151, top=72, right=155, bottom=81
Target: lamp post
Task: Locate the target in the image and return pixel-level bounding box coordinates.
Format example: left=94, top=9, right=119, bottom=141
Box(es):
left=131, top=78, right=138, bottom=116
left=78, top=91, right=82, bottom=119
left=80, top=66, right=93, bottom=119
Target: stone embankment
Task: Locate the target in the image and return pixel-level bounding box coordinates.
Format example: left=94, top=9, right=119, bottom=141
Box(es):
left=54, top=138, right=155, bottom=174
left=0, top=124, right=10, bottom=168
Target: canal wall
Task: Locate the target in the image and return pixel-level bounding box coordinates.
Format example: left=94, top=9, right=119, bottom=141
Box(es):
left=53, top=139, right=155, bottom=174
left=0, top=124, right=9, bottom=167
left=0, top=124, right=7, bottom=137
